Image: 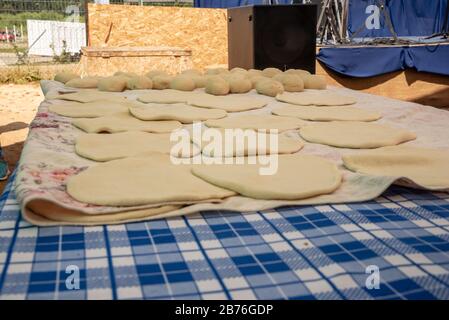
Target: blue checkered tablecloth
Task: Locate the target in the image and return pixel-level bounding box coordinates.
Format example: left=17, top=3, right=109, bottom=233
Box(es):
left=1, top=172, right=449, bottom=300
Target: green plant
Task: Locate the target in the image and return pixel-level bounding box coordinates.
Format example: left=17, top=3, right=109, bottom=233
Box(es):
left=50, top=40, right=80, bottom=64
left=11, top=42, right=29, bottom=65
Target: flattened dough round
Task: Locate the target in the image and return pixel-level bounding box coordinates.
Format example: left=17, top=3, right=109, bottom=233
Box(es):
left=191, top=154, right=342, bottom=200
left=272, top=105, right=381, bottom=122
left=67, top=154, right=235, bottom=206
left=276, top=91, right=357, bottom=106
left=192, top=128, right=304, bottom=157
left=187, top=94, right=267, bottom=112
left=343, top=146, right=449, bottom=190
left=300, top=122, right=416, bottom=149
left=27, top=199, right=180, bottom=225
left=54, top=91, right=128, bottom=104
left=72, top=112, right=182, bottom=133
left=130, top=102, right=227, bottom=123
left=75, top=131, right=199, bottom=161
left=205, top=114, right=303, bottom=132
left=49, top=101, right=129, bottom=118
left=137, top=89, right=198, bottom=104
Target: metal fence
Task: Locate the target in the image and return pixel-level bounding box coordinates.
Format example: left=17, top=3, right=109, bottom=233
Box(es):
left=0, top=0, right=193, bottom=53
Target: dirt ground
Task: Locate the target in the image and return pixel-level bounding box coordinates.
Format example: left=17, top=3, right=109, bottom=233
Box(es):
left=0, top=83, right=43, bottom=194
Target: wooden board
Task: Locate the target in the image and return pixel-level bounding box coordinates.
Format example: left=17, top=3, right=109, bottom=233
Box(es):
left=316, top=61, right=449, bottom=109
left=87, top=3, right=228, bottom=70
left=80, top=46, right=193, bottom=76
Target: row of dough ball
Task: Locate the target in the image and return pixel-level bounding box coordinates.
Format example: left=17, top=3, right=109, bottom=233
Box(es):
left=54, top=67, right=326, bottom=97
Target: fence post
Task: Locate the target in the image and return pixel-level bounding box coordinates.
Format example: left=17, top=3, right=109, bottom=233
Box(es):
left=13, top=25, right=17, bottom=42
left=5, top=26, right=9, bottom=42
left=85, top=0, right=90, bottom=46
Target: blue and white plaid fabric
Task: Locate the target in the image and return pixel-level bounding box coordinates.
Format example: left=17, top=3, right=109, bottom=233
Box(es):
left=1, top=173, right=449, bottom=300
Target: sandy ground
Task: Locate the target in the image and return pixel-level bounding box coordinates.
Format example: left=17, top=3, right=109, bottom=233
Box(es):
left=0, top=83, right=43, bottom=194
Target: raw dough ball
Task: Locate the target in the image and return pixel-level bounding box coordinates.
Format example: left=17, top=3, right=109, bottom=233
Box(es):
left=205, top=76, right=230, bottom=95
left=114, top=71, right=138, bottom=78
left=284, top=69, right=311, bottom=78
left=191, top=75, right=208, bottom=88
left=152, top=75, right=174, bottom=90
left=250, top=76, right=268, bottom=88
left=248, top=69, right=263, bottom=77
left=229, top=69, right=249, bottom=78
left=126, top=76, right=153, bottom=90
left=220, top=72, right=247, bottom=82
left=206, top=67, right=229, bottom=75
left=228, top=76, right=252, bottom=94
left=303, top=74, right=327, bottom=90
left=273, top=74, right=304, bottom=92
left=230, top=67, right=246, bottom=73
left=262, top=67, right=282, bottom=78
left=182, top=69, right=203, bottom=76
left=146, top=70, right=168, bottom=79
left=54, top=72, right=78, bottom=84
left=97, top=76, right=127, bottom=92
left=65, top=76, right=102, bottom=89
left=255, top=79, right=284, bottom=97
left=170, top=75, right=196, bottom=91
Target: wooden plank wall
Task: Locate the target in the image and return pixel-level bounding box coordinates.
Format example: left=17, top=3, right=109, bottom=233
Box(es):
left=87, top=3, right=228, bottom=70
left=316, top=62, right=449, bottom=108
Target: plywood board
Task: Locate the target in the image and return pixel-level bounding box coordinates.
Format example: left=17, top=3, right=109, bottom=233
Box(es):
left=79, top=46, right=193, bottom=76
left=87, top=3, right=228, bottom=70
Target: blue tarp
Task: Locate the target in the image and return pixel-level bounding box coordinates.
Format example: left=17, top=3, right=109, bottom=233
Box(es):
left=323, top=0, right=449, bottom=77
left=348, top=0, right=448, bottom=38
left=317, top=43, right=449, bottom=77
left=194, top=0, right=293, bottom=8
left=195, top=0, right=448, bottom=37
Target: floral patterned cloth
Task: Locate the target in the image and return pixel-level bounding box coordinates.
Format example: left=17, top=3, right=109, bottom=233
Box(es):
left=13, top=80, right=449, bottom=226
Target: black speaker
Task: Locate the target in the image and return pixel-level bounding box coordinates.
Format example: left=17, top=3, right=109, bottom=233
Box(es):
left=227, top=5, right=317, bottom=73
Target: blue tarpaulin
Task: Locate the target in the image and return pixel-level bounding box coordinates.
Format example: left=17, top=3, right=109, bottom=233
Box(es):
left=348, top=0, right=448, bottom=38
left=320, top=0, right=449, bottom=77
left=194, top=0, right=294, bottom=8
left=317, top=43, right=449, bottom=77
